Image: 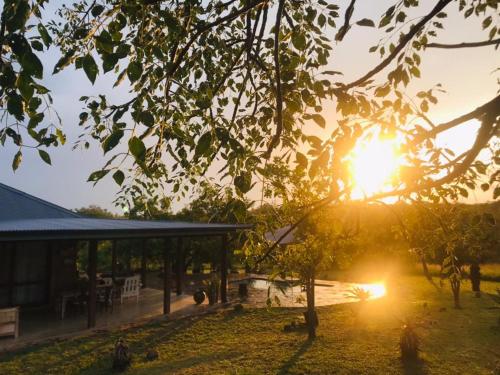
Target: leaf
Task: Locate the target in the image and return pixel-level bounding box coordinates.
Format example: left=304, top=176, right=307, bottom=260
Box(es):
left=7, top=94, right=24, bottom=120
left=235, top=172, right=252, bottom=194
left=311, top=114, right=326, bottom=128
left=291, top=32, right=306, bottom=51
left=21, top=52, right=43, bottom=79
left=139, top=112, right=154, bottom=127
left=296, top=152, right=308, bottom=168
left=480, top=183, right=489, bottom=192
left=38, top=149, right=51, bottom=165
left=16, top=72, right=34, bottom=100
left=37, top=24, right=52, bottom=47
left=88, top=169, right=109, bottom=182
left=195, top=132, right=212, bottom=157
left=53, top=49, right=76, bottom=74
left=102, top=130, right=124, bottom=154
left=127, top=61, right=143, bottom=82
left=112, top=170, right=125, bottom=186
left=12, top=151, right=22, bottom=171
left=82, top=54, right=98, bottom=84
left=356, top=18, right=375, bottom=27
left=494, top=186, right=500, bottom=200
left=128, top=136, right=146, bottom=161
left=91, top=4, right=105, bottom=17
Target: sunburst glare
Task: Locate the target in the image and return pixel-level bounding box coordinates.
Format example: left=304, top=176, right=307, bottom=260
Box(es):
left=349, top=136, right=402, bottom=199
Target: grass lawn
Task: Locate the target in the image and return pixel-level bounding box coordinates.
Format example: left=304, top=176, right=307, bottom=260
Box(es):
left=1, top=276, right=499, bottom=374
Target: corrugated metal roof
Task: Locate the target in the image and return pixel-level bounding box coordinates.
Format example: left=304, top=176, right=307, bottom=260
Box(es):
left=0, top=218, right=251, bottom=241
left=0, top=182, right=80, bottom=220
left=264, top=225, right=297, bottom=245
left=0, top=183, right=251, bottom=241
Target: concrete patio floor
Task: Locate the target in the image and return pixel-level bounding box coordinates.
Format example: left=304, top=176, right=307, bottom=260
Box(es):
left=0, top=288, right=211, bottom=352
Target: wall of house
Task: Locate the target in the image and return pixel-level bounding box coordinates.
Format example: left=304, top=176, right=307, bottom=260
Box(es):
left=0, top=240, right=79, bottom=308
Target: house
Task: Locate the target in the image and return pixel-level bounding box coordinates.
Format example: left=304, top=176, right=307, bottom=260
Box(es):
left=0, top=182, right=250, bottom=334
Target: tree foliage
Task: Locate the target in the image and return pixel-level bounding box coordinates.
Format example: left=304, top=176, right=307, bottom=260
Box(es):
left=0, top=0, right=498, bottom=210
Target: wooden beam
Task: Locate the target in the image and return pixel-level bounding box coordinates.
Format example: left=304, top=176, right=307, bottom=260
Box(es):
left=141, top=239, right=147, bottom=288
left=111, top=240, right=117, bottom=281
left=87, top=240, right=98, bottom=329
left=175, top=237, right=184, bottom=296
left=163, top=238, right=172, bottom=315
left=220, top=234, right=228, bottom=303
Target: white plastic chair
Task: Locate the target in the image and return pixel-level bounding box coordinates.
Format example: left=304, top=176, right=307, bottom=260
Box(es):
left=121, top=275, right=141, bottom=304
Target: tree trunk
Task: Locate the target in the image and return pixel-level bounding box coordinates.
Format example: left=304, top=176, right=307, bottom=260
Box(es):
left=450, top=278, right=461, bottom=309
left=305, top=275, right=317, bottom=340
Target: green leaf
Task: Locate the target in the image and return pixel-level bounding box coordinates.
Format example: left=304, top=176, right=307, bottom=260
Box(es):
left=38, top=149, right=51, bottom=165
left=82, top=54, right=98, bottom=84
left=291, top=32, right=306, bottom=51
left=16, top=72, right=34, bottom=100
left=129, top=136, right=146, bottom=161
left=37, top=24, right=52, bottom=47
left=235, top=172, right=252, bottom=194
left=31, top=40, right=44, bottom=51
left=91, top=4, right=105, bottom=17
left=7, top=94, right=24, bottom=120
left=12, top=151, right=22, bottom=171
left=28, top=113, right=44, bottom=128
left=53, top=49, right=76, bottom=74
left=127, top=61, right=143, bottom=82
left=88, top=169, right=109, bottom=182
left=102, top=130, right=124, bottom=154
left=139, top=112, right=155, bottom=127
left=112, top=170, right=125, bottom=186
left=20, top=52, right=43, bottom=79
left=356, top=18, right=375, bottom=27
left=195, top=132, right=212, bottom=157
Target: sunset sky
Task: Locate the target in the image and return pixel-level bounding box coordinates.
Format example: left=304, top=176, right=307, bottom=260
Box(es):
left=1, top=0, right=498, bottom=213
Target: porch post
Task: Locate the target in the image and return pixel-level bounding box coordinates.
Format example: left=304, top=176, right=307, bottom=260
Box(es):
left=88, top=240, right=98, bottom=329
left=111, top=240, right=117, bottom=281
left=220, top=233, right=228, bottom=303
left=141, top=239, right=147, bottom=288
left=163, top=238, right=172, bottom=315
left=175, top=237, right=184, bottom=296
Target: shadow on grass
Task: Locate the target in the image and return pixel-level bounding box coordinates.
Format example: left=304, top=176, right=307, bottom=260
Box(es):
left=133, top=350, right=241, bottom=374
left=402, top=357, right=428, bottom=375
left=277, top=338, right=312, bottom=375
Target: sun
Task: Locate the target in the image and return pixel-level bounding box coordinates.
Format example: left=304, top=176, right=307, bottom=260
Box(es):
left=349, top=136, right=402, bottom=199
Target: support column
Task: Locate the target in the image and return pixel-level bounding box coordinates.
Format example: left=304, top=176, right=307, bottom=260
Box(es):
left=163, top=238, right=172, bottom=315
left=111, top=240, right=117, bottom=281
left=175, top=237, right=184, bottom=296
left=141, top=239, right=147, bottom=288
left=220, top=234, right=228, bottom=303
left=87, top=240, right=98, bottom=329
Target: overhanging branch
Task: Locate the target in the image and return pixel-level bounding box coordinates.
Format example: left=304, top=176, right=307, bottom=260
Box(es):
left=426, top=38, right=500, bottom=49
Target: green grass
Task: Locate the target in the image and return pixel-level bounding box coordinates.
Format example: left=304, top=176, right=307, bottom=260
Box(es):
left=1, top=276, right=499, bottom=374
left=412, top=263, right=500, bottom=282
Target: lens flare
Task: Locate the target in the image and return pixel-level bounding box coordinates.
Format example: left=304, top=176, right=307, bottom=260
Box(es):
left=360, top=282, right=386, bottom=299
left=349, top=136, right=402, bottom=199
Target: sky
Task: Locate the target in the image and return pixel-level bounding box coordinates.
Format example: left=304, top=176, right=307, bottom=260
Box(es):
left=0, top=0, right=498, bottom=213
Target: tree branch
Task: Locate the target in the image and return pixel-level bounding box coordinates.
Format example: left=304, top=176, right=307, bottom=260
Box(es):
left=265, top=0, right=285, bottom=158
left=426, top=38, right=500, bottom=49
left=335, top=0, right=356, bottom=42
left=409, top=94, right=500, bottom=147
left=343, top=0, right=452, bottom=90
